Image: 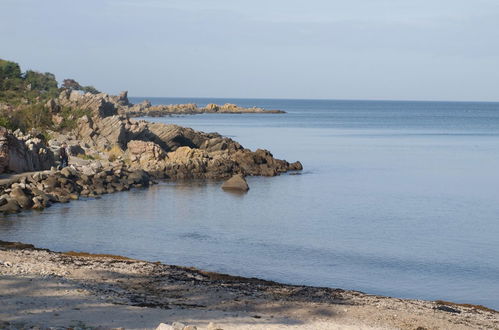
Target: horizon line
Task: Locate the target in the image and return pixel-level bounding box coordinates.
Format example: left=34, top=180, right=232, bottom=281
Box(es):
left=127, top=95, right=499, bottom=104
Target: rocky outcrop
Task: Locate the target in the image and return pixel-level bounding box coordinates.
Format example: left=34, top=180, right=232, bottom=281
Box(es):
left=125, top=102, right=285, bottom=117
left=0, top=162, right=154, bottom=214
left=54, top=89, right=284, bottom=119
left=0, top=127, right=55, bottom=174
left=126, top=140, right=166, bottom=169
left=58, top=90, right=118, bottom=118
left=67, top=107, right=302, bottom=180
left=0, top=89, right=302, bottom=214
left=221, top=174, right=249, bottom=191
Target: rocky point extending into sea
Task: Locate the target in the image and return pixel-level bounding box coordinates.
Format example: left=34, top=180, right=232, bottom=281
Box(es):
left=0, top=90, right=301, bottom=214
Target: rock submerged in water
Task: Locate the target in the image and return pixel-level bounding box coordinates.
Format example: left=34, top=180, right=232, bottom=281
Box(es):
left=221, top=174, right=249, bottom=192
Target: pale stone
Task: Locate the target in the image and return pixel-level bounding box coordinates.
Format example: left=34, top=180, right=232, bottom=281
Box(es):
left=155, top=323, right=174, bottom=330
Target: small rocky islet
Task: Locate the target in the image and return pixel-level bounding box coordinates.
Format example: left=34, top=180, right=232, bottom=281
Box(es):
left=0, top=90, right=302, bottom=214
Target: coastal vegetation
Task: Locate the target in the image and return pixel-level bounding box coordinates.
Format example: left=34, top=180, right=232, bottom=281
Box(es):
left=0, top=59, right=96, bottom=134
left=0, top=59, right=59, bottom=104
left=0, top=59, right=279, bottom=135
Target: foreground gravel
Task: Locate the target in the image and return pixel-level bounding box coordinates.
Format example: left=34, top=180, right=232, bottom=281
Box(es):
left=0, top=241, right=497, bottom=329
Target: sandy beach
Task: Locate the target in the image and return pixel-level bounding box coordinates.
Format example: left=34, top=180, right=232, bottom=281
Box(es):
left=1, top=241, right=497, bottom=330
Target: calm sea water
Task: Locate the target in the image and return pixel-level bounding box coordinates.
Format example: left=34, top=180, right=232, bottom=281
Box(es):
left=2, top=98, right=499, bottom=309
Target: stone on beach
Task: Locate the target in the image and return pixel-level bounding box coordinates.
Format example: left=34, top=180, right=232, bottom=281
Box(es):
left=207, top=323, right=224, bottom=330
left=155, top=323, right=174, bottom=330
left=221, top=174, right=249, bottom=191
left=171, top=322, right=186, bottom=330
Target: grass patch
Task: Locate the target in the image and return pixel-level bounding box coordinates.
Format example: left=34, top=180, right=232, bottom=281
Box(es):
left=107, top=144, right=124, bottom=162
left=59, top=106, right=92, bottom=131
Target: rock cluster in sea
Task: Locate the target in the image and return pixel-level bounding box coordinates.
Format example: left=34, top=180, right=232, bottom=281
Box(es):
left=0, top=162, right=152, bottom=213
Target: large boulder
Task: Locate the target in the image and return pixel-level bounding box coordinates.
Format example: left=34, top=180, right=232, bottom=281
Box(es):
left=127, top=140, right=166, bottom=168
left=58, top=90, right=118, bottom=118
left=0, top=127, right=9, bottom=173
left=76, top=115, right=127, bottom=149
left=221, top=174, right=249, bottom=191
left=116, top=91, right=130, bottom=106
left=0, top=198, right=21, bottom=213
left=9, top=186, right=33, bottom=209
left=0, top=127, right=55, bottom=174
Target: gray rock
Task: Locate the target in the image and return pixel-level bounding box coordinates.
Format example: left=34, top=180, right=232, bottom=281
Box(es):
left=0, top=199, right=21, bottom=213
left=32, top=197, right=45, bottom=210
left=155, top=323, right=173, bottom=330
left=80, top=165, right=96, bottom=176
left=0, top=127, right=55, bottom=174
left=171, top=322, right=186, bottom=330
left=9, top=186, right=33, bottom=209
left=60, top=167, right=73, bottom=178
left=207, top=323, right=224, bottom=330
left=221, top=174, right=249, bottom=191
left=127, top=170, right=150, bottom=186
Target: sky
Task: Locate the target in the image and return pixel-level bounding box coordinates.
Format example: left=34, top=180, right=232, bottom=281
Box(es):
left=1, top=0, right=498, bottom=101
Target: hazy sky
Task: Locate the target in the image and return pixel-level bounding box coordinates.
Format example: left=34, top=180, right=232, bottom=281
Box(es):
left=1, top=0, right=498, bottom=101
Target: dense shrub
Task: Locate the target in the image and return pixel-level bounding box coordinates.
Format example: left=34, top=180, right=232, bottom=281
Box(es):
left=24, top=70, right=59, bottom=96
left=63, top=78, right=100, bottom=94
left=81, top=85, right=100, bottom=94
left=0, top=59, right=23, bottom=91
left=0, top=114, right=14, bottom=130
left=0, top=58, right=99, bottom=134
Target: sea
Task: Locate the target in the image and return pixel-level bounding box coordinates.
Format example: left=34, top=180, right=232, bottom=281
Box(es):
left=1, top=97, right=499, bottom=309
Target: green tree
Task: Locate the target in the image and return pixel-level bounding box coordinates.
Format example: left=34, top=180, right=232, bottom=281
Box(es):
left=81, top=85, right=100, bottom=94
left=24, top=70, right=58, bottom=95
left=0, top=59, right=23, bottom=91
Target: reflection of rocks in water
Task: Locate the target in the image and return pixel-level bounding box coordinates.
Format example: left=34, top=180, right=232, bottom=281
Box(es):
left=222, top=189, right=248, bottom=198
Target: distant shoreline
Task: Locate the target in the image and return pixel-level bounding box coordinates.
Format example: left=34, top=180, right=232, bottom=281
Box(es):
left=129, top=96, right=499, bottom=104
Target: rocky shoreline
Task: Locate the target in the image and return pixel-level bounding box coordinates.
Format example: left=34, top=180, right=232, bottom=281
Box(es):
left=0, top=240, right=497, bottom=329
left=54, top=90, right=285, bottom=117
left=0, top=90, right=301, bottom=214
left=124, top=99, right=286, bottom=117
